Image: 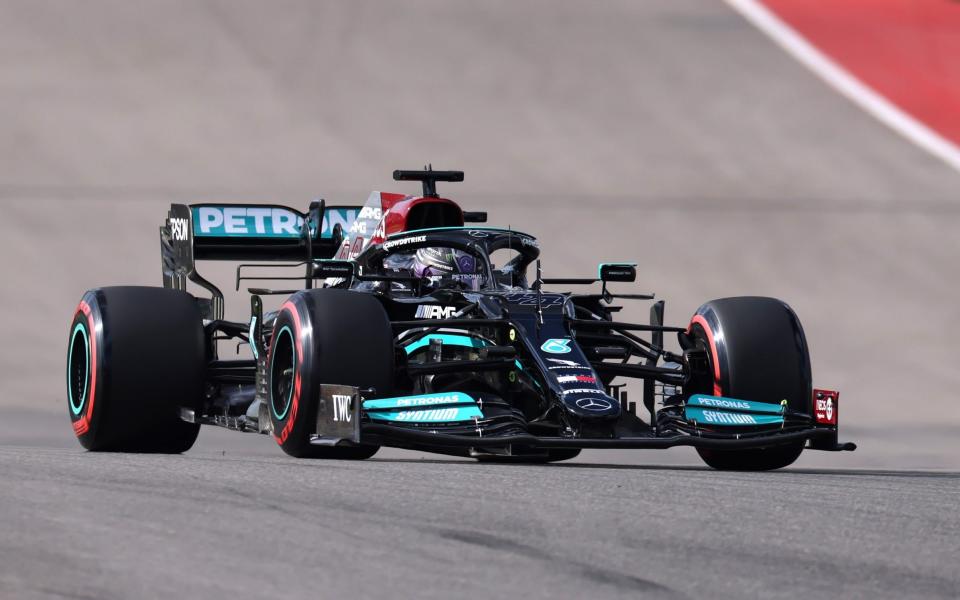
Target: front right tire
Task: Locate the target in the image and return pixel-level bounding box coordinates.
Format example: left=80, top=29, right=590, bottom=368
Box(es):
left=688, top=296, right=812, bottom=471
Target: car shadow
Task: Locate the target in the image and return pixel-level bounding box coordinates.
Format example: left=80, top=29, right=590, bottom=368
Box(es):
left=368, top=457, right=960, bottom=478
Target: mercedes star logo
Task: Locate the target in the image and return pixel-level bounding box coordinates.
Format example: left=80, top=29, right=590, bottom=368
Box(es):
left=575, top=397, right=613, bottom=411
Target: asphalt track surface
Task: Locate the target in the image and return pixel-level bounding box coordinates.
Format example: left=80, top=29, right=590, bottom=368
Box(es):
left=3, top=410, right=959, bottom=600
left=2, top=1, right=960, bottom=598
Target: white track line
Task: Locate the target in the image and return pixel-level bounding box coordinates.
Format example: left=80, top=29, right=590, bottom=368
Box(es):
left=726, top=0, right=960, bottom=174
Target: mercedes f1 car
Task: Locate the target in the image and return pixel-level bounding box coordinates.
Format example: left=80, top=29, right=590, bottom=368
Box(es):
left=66, top=168, right=855, bottom=470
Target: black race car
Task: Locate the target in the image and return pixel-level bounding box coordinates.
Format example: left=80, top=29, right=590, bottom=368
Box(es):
left=66, top=168, right=855, bottom=469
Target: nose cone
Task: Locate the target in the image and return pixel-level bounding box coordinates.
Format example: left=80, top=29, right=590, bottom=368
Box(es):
left=561, top=392, right=621, bottom=419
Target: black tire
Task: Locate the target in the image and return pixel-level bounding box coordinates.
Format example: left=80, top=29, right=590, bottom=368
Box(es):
left=688, top=297, right=811, bottom=471
left=67, top=287, right=204, bottom=452
left=267, top=289, right=393, bottom=459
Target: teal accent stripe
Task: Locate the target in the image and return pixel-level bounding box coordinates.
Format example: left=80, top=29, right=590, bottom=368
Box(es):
left=363, top=392, right=476, bottom=411
left=684, top=394, right=786, bottom=427
left=687, top=394, right=785, bottom=415
left=190, top=206, right=356, bottom=239
left=403, top=334, right=488, bottom=355
left=270, top=326, right=295, bottom=421
left=684, top=406, right=784, bottom=427
left=363, top=392, right=483, bottom=423
left=367, top=405, right=483, bottom=423
left=67, top=322, right=89, bottom=416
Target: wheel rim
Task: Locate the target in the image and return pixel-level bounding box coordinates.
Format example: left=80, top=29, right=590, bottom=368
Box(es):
left=67, top=322, right=89, bottom=416
left=270, top=325, right=296, bottom=421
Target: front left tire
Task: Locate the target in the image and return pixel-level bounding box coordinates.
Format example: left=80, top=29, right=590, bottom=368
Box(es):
left=267, top=289, right=394, bottom=459
left=688, top=296, right=812, bottom=471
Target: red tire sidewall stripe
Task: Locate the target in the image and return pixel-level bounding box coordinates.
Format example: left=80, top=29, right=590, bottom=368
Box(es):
left=72, top=300, right=98, bottom=437
left=689, top=315, right=722, bottom=397
left=273, top=300, right=304, bottom=446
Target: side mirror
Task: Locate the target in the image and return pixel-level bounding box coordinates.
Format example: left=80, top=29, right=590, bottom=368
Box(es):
left=463, top=211, right=488, bottom=223
left=599, top=263, right=637, bottom=283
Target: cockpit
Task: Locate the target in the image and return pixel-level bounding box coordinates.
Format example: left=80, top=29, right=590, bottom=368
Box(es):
left=353, top=228, right=540, bottom=293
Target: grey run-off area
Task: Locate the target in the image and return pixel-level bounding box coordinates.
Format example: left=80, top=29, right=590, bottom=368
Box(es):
left=1, top=1, right=958, bottom=599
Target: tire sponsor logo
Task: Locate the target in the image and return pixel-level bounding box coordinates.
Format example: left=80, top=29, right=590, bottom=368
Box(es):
left=562, top=388, right=603, bottom=395
left=274, top=303, right=304, bottom=446
left=540, top=338, right=572, bottom=354
left=71, top=300, right=98, bottom=437
left=575, top=397, right=612, bottom=411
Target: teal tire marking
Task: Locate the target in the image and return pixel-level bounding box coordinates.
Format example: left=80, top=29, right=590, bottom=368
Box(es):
left=67, top=322, right=89, bottom=416
left=270, top=325, right=296, bottom=421
left=403, top=333, right=488, bottom=354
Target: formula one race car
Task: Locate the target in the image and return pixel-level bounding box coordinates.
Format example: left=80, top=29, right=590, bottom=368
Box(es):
left=66, top=168, right=855, bottom=470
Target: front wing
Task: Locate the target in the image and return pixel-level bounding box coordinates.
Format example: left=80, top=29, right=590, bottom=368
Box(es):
left=308, top=386, right=856, bottom=453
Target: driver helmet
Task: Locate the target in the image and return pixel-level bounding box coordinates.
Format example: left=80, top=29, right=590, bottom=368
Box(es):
left=413, top=247, right=477, bottom=279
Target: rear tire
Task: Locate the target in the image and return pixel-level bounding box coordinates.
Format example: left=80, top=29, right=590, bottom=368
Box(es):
left=67, top=287, right=204, bottom=452
left=268, top=289, right=393, bottom=459
left=689, top=297, right=811, bottom=471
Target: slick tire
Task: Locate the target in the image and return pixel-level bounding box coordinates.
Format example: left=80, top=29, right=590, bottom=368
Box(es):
left=267, top=289, right=393, bottom=459
left=67, top=287, right=204, bottom=452
left=688, top=297, right=811, bottom=471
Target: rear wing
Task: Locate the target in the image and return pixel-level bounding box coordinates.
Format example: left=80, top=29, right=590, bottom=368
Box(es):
left=160, top=201, right=359, bottom=318
left=164, top=202, right=359, bottom=261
